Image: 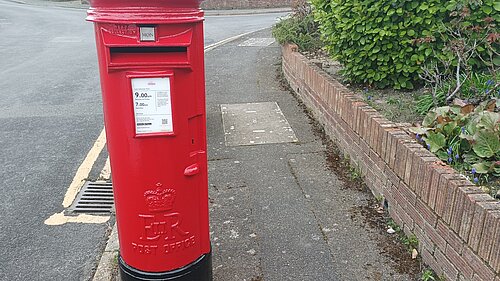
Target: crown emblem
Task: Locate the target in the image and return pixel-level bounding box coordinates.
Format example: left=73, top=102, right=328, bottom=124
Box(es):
left=144, top=183, right=176, bottom=213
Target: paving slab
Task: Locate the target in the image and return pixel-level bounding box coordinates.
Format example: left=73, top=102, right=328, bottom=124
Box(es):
left=221, top=102, right=298, bottom=146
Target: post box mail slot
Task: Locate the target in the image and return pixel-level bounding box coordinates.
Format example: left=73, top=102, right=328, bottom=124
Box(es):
left=97, top=23, right=195, bottom=69
left=109, top=46, right=189, bottom=66
left=87, top=1, right=212, bottom=281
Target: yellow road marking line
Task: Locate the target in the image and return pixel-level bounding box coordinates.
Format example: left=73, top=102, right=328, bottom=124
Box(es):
left=99, top=157, right=111, bottom=180
left=62, top=128, right=106, bottom=208
left=45, top=212, right=110, bottom=226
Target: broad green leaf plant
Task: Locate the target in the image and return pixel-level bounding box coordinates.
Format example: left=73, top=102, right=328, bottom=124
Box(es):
left=411, top=99, right=500, bottom=188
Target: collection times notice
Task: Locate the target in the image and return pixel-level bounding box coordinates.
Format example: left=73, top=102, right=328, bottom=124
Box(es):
left=131, top=77, right=173, bottom=135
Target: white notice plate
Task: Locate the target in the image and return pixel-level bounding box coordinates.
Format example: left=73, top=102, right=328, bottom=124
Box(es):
left=132, top=77, right=173, bottom=135
left=140, top=26, right=156, bottom=42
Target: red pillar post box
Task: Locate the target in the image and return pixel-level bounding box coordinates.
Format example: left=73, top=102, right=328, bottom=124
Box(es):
left=87, top=1, right=212, bottom=280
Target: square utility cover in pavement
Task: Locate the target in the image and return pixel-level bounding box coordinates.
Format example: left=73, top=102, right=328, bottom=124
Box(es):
left=221, top=102, right=298, bottom=146
left=238, top=38, right=275, bottom=47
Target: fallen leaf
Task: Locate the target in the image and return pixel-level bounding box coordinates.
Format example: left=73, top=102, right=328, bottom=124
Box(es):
left=486, top=99, right=496, bottom=112
left=437, top=116, right=452, bottom=124
left=453, top=99, right=467, bottom=107
left=461, top=104, right=475, bottom=114
left=412, top=248, right=419, bottom=259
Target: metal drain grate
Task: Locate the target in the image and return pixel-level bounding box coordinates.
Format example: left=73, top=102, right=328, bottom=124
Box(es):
left=69, top=181, right=114, bottom=214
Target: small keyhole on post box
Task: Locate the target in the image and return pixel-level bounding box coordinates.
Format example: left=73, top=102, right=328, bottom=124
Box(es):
left=188, top=116, right=202, bottom=152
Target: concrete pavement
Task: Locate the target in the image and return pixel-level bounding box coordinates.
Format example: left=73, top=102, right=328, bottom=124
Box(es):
left=94, top=29, right=417, bottom=281
left=205, top=28, right=414, bottom=281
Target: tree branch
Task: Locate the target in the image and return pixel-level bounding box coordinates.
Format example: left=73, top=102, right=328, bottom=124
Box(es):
left=446, top=57, right=463, bottom=102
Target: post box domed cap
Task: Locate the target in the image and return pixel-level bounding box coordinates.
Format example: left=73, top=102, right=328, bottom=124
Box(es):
left=88, top=0, right=204, bottom=8
left=87, top=0, right=205, bottom=23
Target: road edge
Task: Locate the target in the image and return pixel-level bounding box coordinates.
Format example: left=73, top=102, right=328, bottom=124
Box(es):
left=92, top=224, right=119, bottom=281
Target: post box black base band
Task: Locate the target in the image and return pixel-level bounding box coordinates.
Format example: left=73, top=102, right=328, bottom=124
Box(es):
left=119, top=251, right=212, bottom=281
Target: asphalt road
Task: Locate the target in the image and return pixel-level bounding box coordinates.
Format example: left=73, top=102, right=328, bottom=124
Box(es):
left=0, top=1, right=285, bottom=280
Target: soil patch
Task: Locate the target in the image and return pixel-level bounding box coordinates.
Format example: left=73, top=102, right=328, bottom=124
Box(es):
left=302, top=50, right=424, bottom=125
left=351, top=201, right=422, bottom=278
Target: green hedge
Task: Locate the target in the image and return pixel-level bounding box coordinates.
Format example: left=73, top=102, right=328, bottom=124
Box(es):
left=311, top=0, right=499, bottom=89
left=273, top=12, right=322, bottom=51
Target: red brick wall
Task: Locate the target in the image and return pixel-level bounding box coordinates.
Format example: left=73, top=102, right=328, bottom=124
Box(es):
left=282, top=44, right=500, bottom=281
left=201, top=0, right=292, bottom=9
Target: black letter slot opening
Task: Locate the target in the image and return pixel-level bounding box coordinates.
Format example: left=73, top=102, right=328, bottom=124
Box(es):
left=109, top=46, right=189, bottom=66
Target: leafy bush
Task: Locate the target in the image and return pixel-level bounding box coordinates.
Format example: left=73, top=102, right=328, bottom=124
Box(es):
left=411, top=99, right=500, bottom=187
left=272, top=2, right=322, bottom=51
left=417, top=1, right=499, bottom=113
left=443, top=0, right=500, bottom=70
left=311, top=0, right=446, bottom=89
left=311, top=0, right=498, bottom=90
